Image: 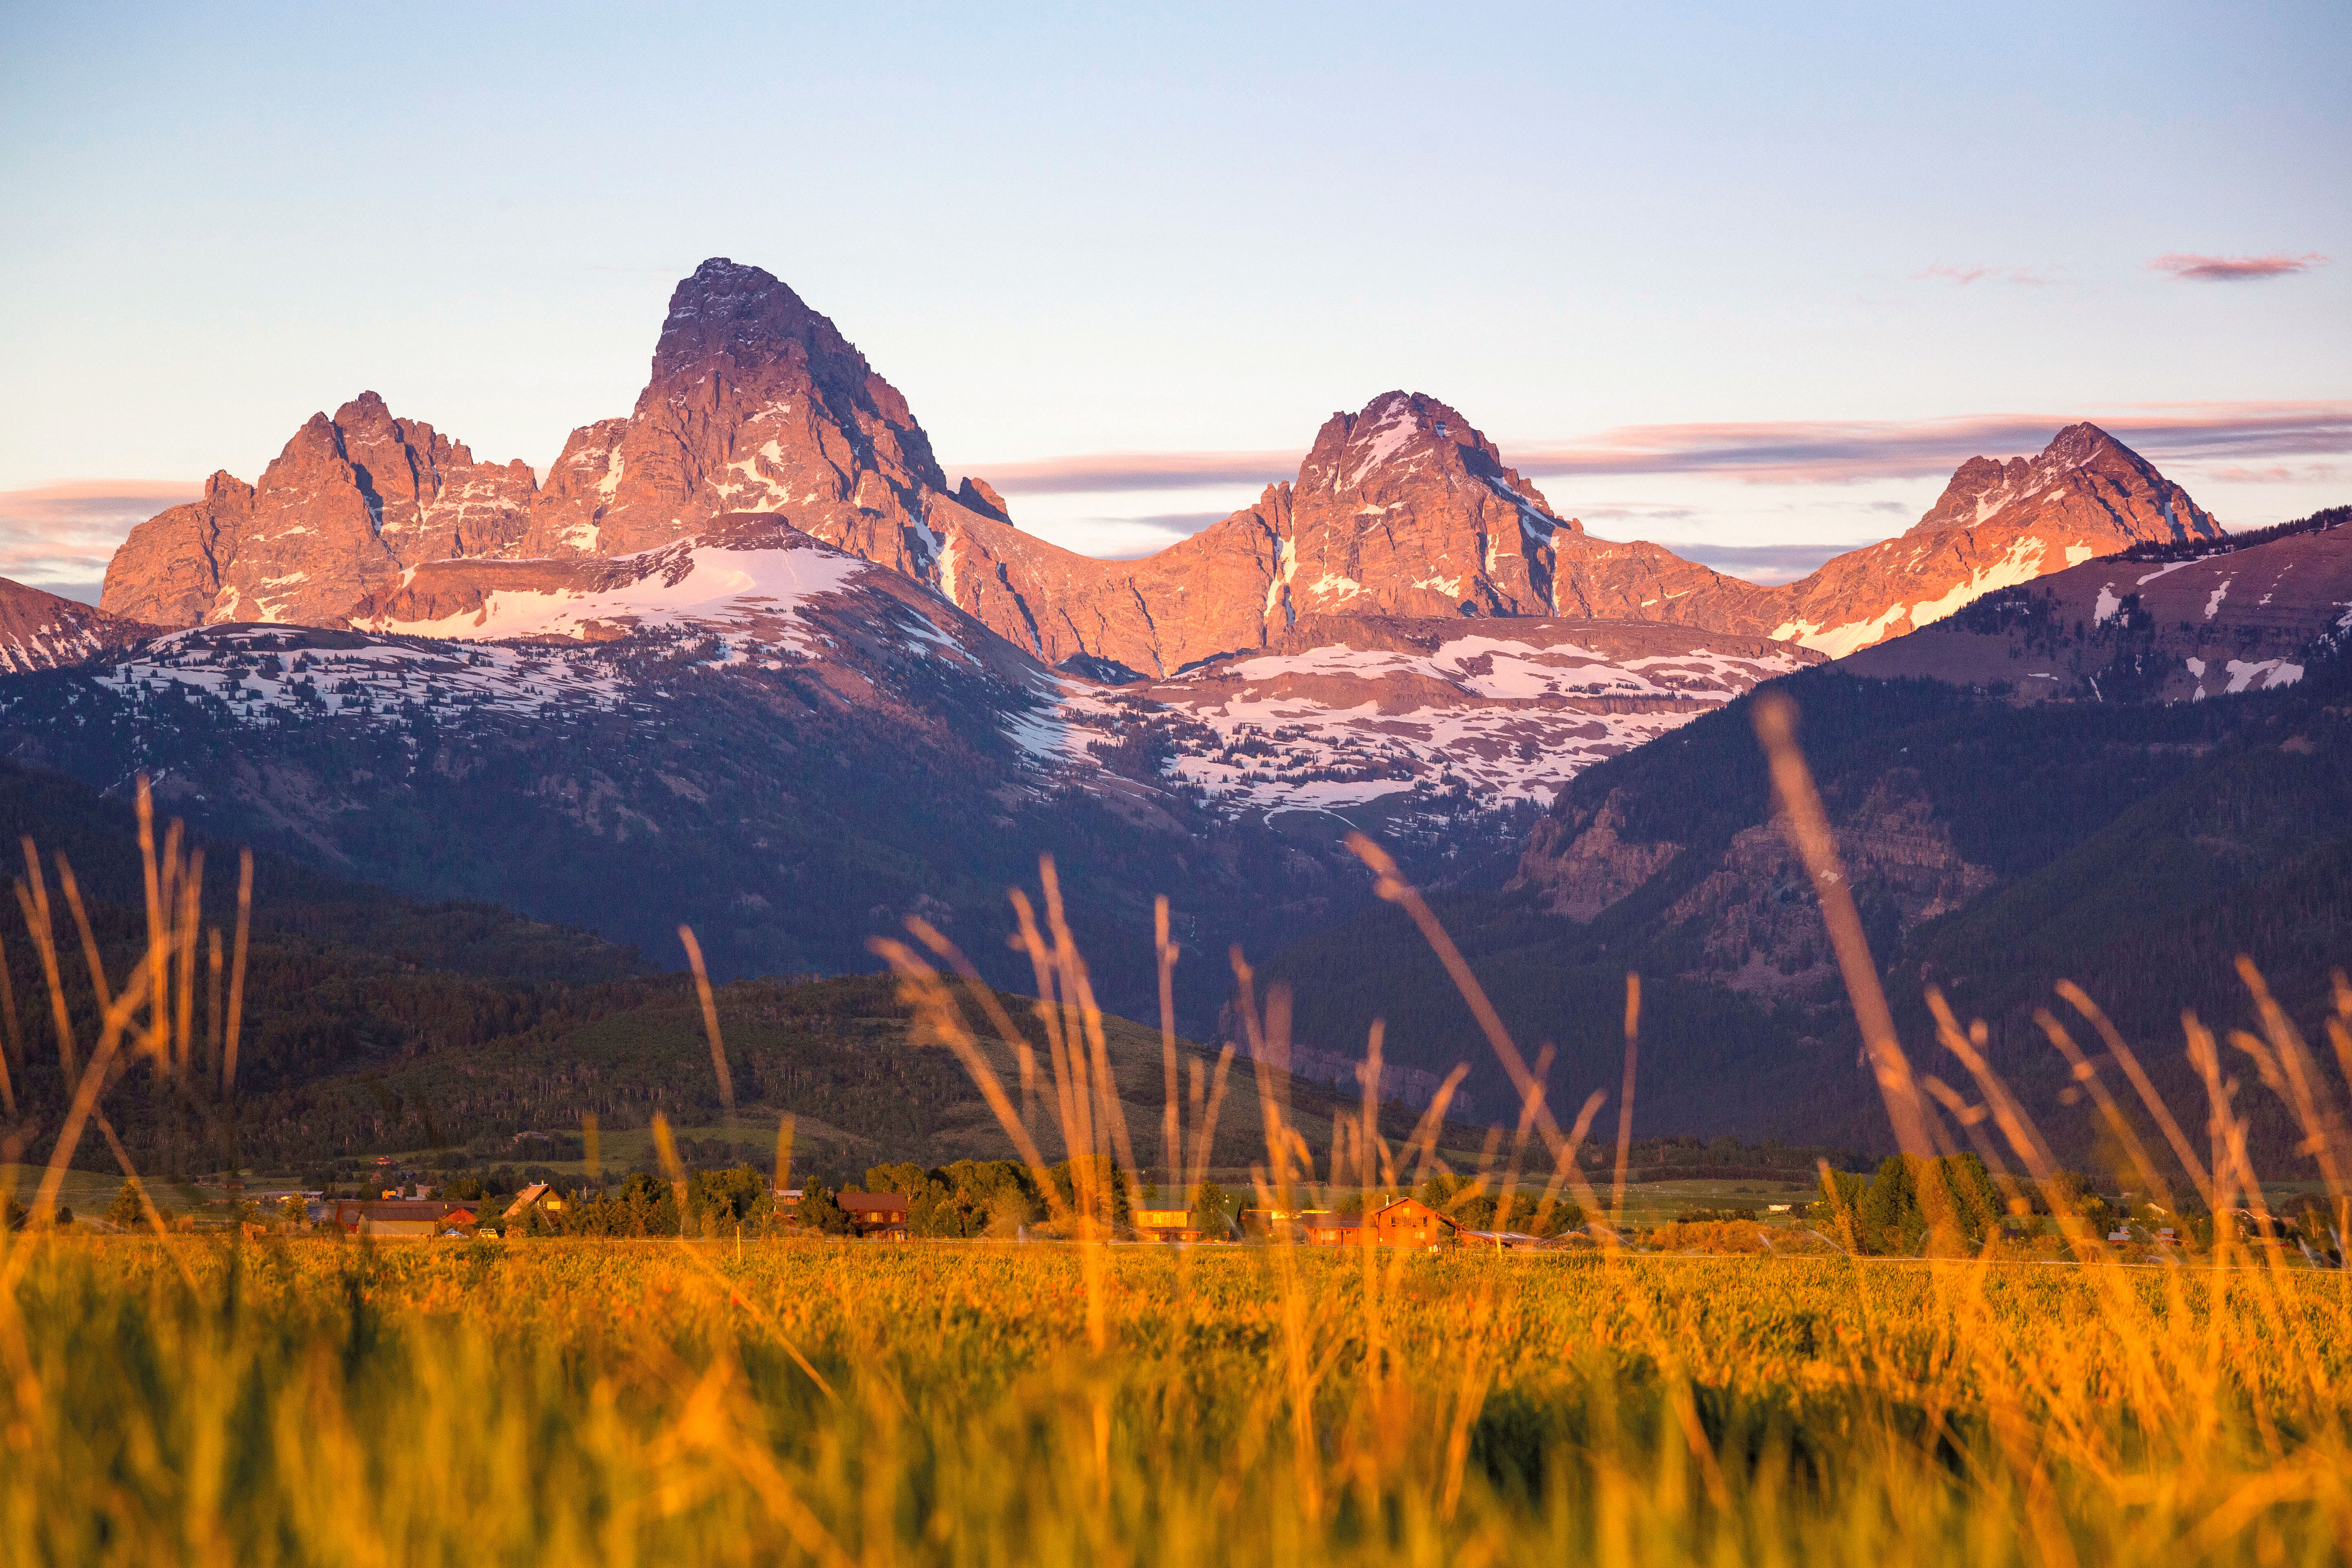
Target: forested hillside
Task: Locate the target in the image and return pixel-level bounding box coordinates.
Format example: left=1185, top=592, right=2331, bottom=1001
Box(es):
left=1260, top=661, right=2352, bottom=1173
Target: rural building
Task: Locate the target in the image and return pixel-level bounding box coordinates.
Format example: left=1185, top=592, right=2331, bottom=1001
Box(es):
left=1363, top=1198, right=1458, bottom=1249
left=327, top=1200, right=477, bottom=1238
left=504, top=1184, right=567, bottom=1221
left=1300, top=1213, right=1363, bottom=1245
left=840, top=1192, right=911, bottom=1239
left=1132, top=1206, right=1201, bottom=1242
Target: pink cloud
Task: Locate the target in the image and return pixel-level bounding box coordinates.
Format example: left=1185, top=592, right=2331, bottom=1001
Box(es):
left=970, top=449, right=1297, bottom=495
left=962, top=402, right=2352, bottom=497
left=1914, top=263, right=2057, bottom=286
left=2200, top=462, right=2341, bottom=485
left=2149, top=252, right=2325, bottom=282
left=0, top=479, right=199, bottom=589
left=1501, top=402, right=2352, bottom=486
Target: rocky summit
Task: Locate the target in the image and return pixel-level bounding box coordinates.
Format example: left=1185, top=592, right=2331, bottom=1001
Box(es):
left=100, top=394, right=537, bottom=628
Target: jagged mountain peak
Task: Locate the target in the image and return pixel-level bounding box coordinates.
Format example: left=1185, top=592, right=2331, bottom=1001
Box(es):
left=1908, top=422, right=2216, bottom=541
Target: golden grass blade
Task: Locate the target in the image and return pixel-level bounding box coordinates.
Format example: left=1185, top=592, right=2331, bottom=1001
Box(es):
left=873, top=932, right=1071, bottom=1226
left=174, top=848, right=201, bottom=1085
left=1749, top=691, right=1933, bottom=1158
left=1187, top=1043, right=1235, bottom=1198
left=772, top=1112, right=792, bottom=1208
left=2236, top=955, right=2349, bottom=1196
left=89, top=1110, right=200, bottom=1292
left=1344, top=833, right=1561, bottom=1155
left=223, top=849, right=252, bottom=1097
left=2056, top=980, right=2213, bottom=1209
left=1394, top=1063, right=1469, bottom=1191
left=19, top=962, right=151, bottom=1241
left=1539, top=1087, right=1610, bottom=1238
left=136, top=777, right=167, bottom=1060
left=1156, top=895, right=1181, bottom=1196
left=16, top=837, right=74, bottom=1078
left=53, top=855, right=112, bottom=1017
left=583, top=1111, right=601, bottom=1194
left=677, top=925, right=735, bottom=1116
left=652, top=1113, right=689, bottom=1239
left=1612, top=971, right=1639, bottom=1228
left=2033, top=1007, right=2176, bottom=1214
left=206, top=927, right=223, bottom=1088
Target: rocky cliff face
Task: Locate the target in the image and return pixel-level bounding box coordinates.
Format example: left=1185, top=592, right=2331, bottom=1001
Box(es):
left=0, top=579, right=152, bottom=673
left=100, top=394, right=535, bottom=628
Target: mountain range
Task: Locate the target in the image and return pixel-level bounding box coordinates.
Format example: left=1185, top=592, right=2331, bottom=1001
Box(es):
left=94, top=258, right=2218, bottom=670
left=0, top=256, right=2343, bottom=1174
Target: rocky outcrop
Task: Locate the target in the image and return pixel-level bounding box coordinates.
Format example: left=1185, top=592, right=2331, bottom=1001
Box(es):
left=1655, top=780, right=1998, bottom=996
left=1754, top=423, right=2222, bottom=657
left=1510, top=789, right=1685, bottom=922
left=1511, top=767, right=1997, bottom=995
left=0, top=578, right=152, bottom=673
left=100, top=394, right=535, bottom=628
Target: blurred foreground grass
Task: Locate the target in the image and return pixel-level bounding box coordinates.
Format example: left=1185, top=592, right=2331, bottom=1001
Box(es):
left=3, top=1236, right=2348, bottom=1566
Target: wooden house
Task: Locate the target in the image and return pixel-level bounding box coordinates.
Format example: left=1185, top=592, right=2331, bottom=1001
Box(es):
left=1363, top=1197, right=1458, bottom=1250
left=840, top=1192, right=912, bottom=1239
left=503, top=1183, right=567, bottom=1221
left=1300, top=1213, right=1362, bottom=1246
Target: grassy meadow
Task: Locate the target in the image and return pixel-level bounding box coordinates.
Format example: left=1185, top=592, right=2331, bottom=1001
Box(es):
left=4, top=1235, right=2351, bottom=1565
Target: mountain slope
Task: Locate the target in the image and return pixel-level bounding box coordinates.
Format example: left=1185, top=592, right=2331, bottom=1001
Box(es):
left=1256, top=656, right=2352, bottom=1170
left=1841, top=506, right=2352, bottom=699
left=0, top=578, right=154, bottom=673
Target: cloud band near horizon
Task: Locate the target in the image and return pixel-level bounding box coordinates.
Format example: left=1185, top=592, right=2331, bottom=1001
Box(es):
left=956, top=401, right=2352, bottom=494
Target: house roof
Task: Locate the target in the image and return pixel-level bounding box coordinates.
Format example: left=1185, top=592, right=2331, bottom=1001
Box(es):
left=503, top=1183, right=555, bottom=1217
left=840, top=1192, right=911, bottom=1215
left=335, top=1201, right=472, bottom=1222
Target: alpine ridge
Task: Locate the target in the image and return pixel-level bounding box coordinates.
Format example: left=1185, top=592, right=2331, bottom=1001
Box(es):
left=91, top=257, right=2227, bottom=674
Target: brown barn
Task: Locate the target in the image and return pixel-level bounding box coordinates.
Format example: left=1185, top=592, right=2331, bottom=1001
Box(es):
left=327, top=1200, right=477, bottom=1238
left=840, top=1192, right=912, bottom=1240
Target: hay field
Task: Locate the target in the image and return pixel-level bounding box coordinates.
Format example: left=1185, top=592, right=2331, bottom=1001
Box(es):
left=2, top=1237, right=2348, bottom=1566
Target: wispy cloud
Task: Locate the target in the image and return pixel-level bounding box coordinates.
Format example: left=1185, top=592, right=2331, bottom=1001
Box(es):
left=964, top=403, right=2352, bottom=498
left=2149, top=252, right=2326, bottom=282
left=0, top=479, right=197, bottom=592
left=2201, top=462, right=2342, bottom=485
left=1649, top=540, right=1874, bottom=585
left=1914, top=263, right=2058, bottom=286
left=973, top=450, right=1297, bottom=496
left=1505, top=402, right=2352, bottom=486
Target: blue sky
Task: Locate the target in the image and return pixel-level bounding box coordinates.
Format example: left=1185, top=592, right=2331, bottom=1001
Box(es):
left=2, top=2, right=2345, bottom=597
